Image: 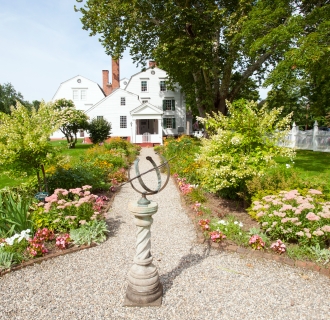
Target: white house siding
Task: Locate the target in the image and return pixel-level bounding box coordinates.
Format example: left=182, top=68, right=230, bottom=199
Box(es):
left=52, top=75, right=105, bottom=113
left=125, top=67, right=186, bottom=136
left=85, top=89, right=140, bottom=138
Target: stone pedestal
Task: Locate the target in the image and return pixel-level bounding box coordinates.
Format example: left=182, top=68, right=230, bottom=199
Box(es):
left=124, top=200, right=163, bottom=307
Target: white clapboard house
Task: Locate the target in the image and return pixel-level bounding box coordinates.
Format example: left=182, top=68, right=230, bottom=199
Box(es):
left=51, top=59, right=192, bottom=145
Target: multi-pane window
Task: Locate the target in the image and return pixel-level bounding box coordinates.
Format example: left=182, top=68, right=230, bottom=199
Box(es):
left=142, top=100, right=148, bottom=104
left=120, top=116, right=127, bottom=128
left=81, top=90, right=86, bottom=100
left=163, top=99, right=175, bottom=111
left=163, top=117, right=176, bottom=129
left=121, top=97, right=126, bottom=106
left=160, top=81, right=166, bottom=91
left=141, top=81, right=148, bottom=92
left=73, top=90, right=78, bottom=100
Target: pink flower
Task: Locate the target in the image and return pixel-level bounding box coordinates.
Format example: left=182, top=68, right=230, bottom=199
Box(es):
left=296, top=231, right=304, bottom=236
left=270, top=239, right=286, bottom=254
left=308, top=189, right=322, bottom=195
left=321, top=225, right=330, bottom=232
left=82, top=185, right=92, bottom=190
left=306, top=212, right=320, bottom=221
left=313, top=230, right=324, bottom=236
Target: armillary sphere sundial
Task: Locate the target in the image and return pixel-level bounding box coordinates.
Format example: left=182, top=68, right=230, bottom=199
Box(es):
left=122, top=153, right=173, bottom=307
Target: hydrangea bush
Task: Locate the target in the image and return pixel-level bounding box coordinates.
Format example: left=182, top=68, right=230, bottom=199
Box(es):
left=249, top=189, right=330, bottom=247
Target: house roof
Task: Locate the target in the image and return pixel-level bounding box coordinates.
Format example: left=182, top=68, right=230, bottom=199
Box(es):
left=85, top=88, right=139, bottom=113
left=52, top=75, right=105, bottom=100
left=130, top=102, right=163, bottom=116
left=124, top=67, right=167, bottom=88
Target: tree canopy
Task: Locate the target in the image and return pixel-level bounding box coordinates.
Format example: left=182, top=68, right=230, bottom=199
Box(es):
left=54, top=99, right=89, bottom=148
left=0, top=102, right=61, bottom=191
left=265, top=0, right=330, bottom=126
left=75, top=0, right=301, bottom=116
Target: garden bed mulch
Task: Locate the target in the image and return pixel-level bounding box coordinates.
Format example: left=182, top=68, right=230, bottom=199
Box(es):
left=175, top=179, right=330, bottom=279
left=0, top=190, right=116, bottom=278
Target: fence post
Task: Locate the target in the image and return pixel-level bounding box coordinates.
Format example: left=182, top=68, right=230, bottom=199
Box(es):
left=313, top=120, right=318, bottom=151
left=291, top=122, right=297, bottom=148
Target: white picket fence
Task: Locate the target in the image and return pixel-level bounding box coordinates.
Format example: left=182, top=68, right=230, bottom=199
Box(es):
left=282, top=121, right=330, bottom=153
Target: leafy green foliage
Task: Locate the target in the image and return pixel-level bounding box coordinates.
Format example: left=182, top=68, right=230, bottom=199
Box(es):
left=0, top=250, right=15, bottom=270
left=70, top=220, right=109, bottom=245
left=0, top=101, right=61, bottom=191
left=75, top=0, right=298, bottom=116
left=54, top=99, right=89, bottom=149
left=0, top=190, right=34, bottom=237
left=196, top=100, right=295, bottom=198
left=87, top=117, right=112, bottom=144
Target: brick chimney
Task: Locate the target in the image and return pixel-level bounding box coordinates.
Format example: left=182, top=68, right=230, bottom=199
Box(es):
left=112, top=59, right=120, bottom=90
left=149, top=60, right=156, bottom=68
left=102, top=70, right=112, bottom=96
left=102, top=58, right=120, bottom=96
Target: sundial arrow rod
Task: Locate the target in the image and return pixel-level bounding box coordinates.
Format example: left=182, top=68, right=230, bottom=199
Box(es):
left=114, top=155, right=176, bottom=190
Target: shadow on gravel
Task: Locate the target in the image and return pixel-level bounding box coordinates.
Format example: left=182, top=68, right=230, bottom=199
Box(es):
left=106, top=216, right=125, bottom=238
left=160, top=246, right=210, bottom=295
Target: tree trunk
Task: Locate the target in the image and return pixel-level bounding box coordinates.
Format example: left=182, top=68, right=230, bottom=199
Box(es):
left=41, top=164, right=48, bottom=193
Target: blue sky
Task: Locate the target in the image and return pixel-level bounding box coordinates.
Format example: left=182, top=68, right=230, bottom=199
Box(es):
left=0, top=0, right=268, bottom=103
left=0, top=0, right=139, bottom=102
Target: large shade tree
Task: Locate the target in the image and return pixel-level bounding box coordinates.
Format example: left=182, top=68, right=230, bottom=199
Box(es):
left=75, top=0, right=303, bottom=116
left=265, top=0, right=330, bottom=127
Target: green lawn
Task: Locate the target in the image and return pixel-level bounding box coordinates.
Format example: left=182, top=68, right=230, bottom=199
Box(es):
left=276, top=150, right=330, bottom=191
left=0, top=139, right=93, bottom=189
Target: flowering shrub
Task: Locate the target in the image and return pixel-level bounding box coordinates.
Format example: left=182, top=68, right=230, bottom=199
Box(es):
left=249, top=234, right=265, bottom=250
left=0, top=229, right=31, bottom=246
left=210, top=230, right=226, bottom=242
left=32, top=186, right=107, bottom=232
left=249, top=189, right=330, bottom=247
left=26, top=238, right=48, bottom=257
left=196, top=100, right=295, bottom=198
left=270, top=239, right=286, bottom=254
left=174, top=174, right=196, bottom=195
left=34, top=228, right=55, bottom=242
left=55, top=234, right=71, bottom=250
left=198, top=219, right=210, bottom=231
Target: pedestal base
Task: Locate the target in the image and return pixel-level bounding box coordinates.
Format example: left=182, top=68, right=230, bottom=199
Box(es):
left=123, top=283, right=163, bottom=307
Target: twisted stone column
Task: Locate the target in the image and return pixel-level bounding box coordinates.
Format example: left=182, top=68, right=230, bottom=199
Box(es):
left=124, top=200, right=163, bottom=306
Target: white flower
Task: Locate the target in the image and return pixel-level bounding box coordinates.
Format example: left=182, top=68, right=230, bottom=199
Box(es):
left=234, top=221, right=238, bottom=225
left=239, top=222, right=243, bottom=227
left=286, top=164, right=291, bottom=169
left=218, top=220, right=227, bottom=225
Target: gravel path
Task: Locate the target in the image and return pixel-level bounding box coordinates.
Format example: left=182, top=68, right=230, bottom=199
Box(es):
left=1, top=147, right=330, bottom=320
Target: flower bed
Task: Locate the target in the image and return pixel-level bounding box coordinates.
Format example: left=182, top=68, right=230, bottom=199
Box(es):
left=0, top=186, right=111, bottom=273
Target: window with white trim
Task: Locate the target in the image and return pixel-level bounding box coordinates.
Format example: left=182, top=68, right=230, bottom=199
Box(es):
left=120, top=116, right=127, bottom=128
left=121, top=97, right=126, bottom=106
left=163, top=117, right=176, bottom=129
left=160, top=81, right=166, bottom=91
left=73, top=90, right=78, bottom=100
left=141, top=80, right=148, bottom=92
left=163, top=99, right=175, bottom=111
left=81, top=90, right=86, bottom=100
left=142, top=100, right=148, bottom=104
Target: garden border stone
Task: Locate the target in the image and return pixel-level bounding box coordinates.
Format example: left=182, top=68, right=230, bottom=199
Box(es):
left=0, top=243, right=97, bottom=277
